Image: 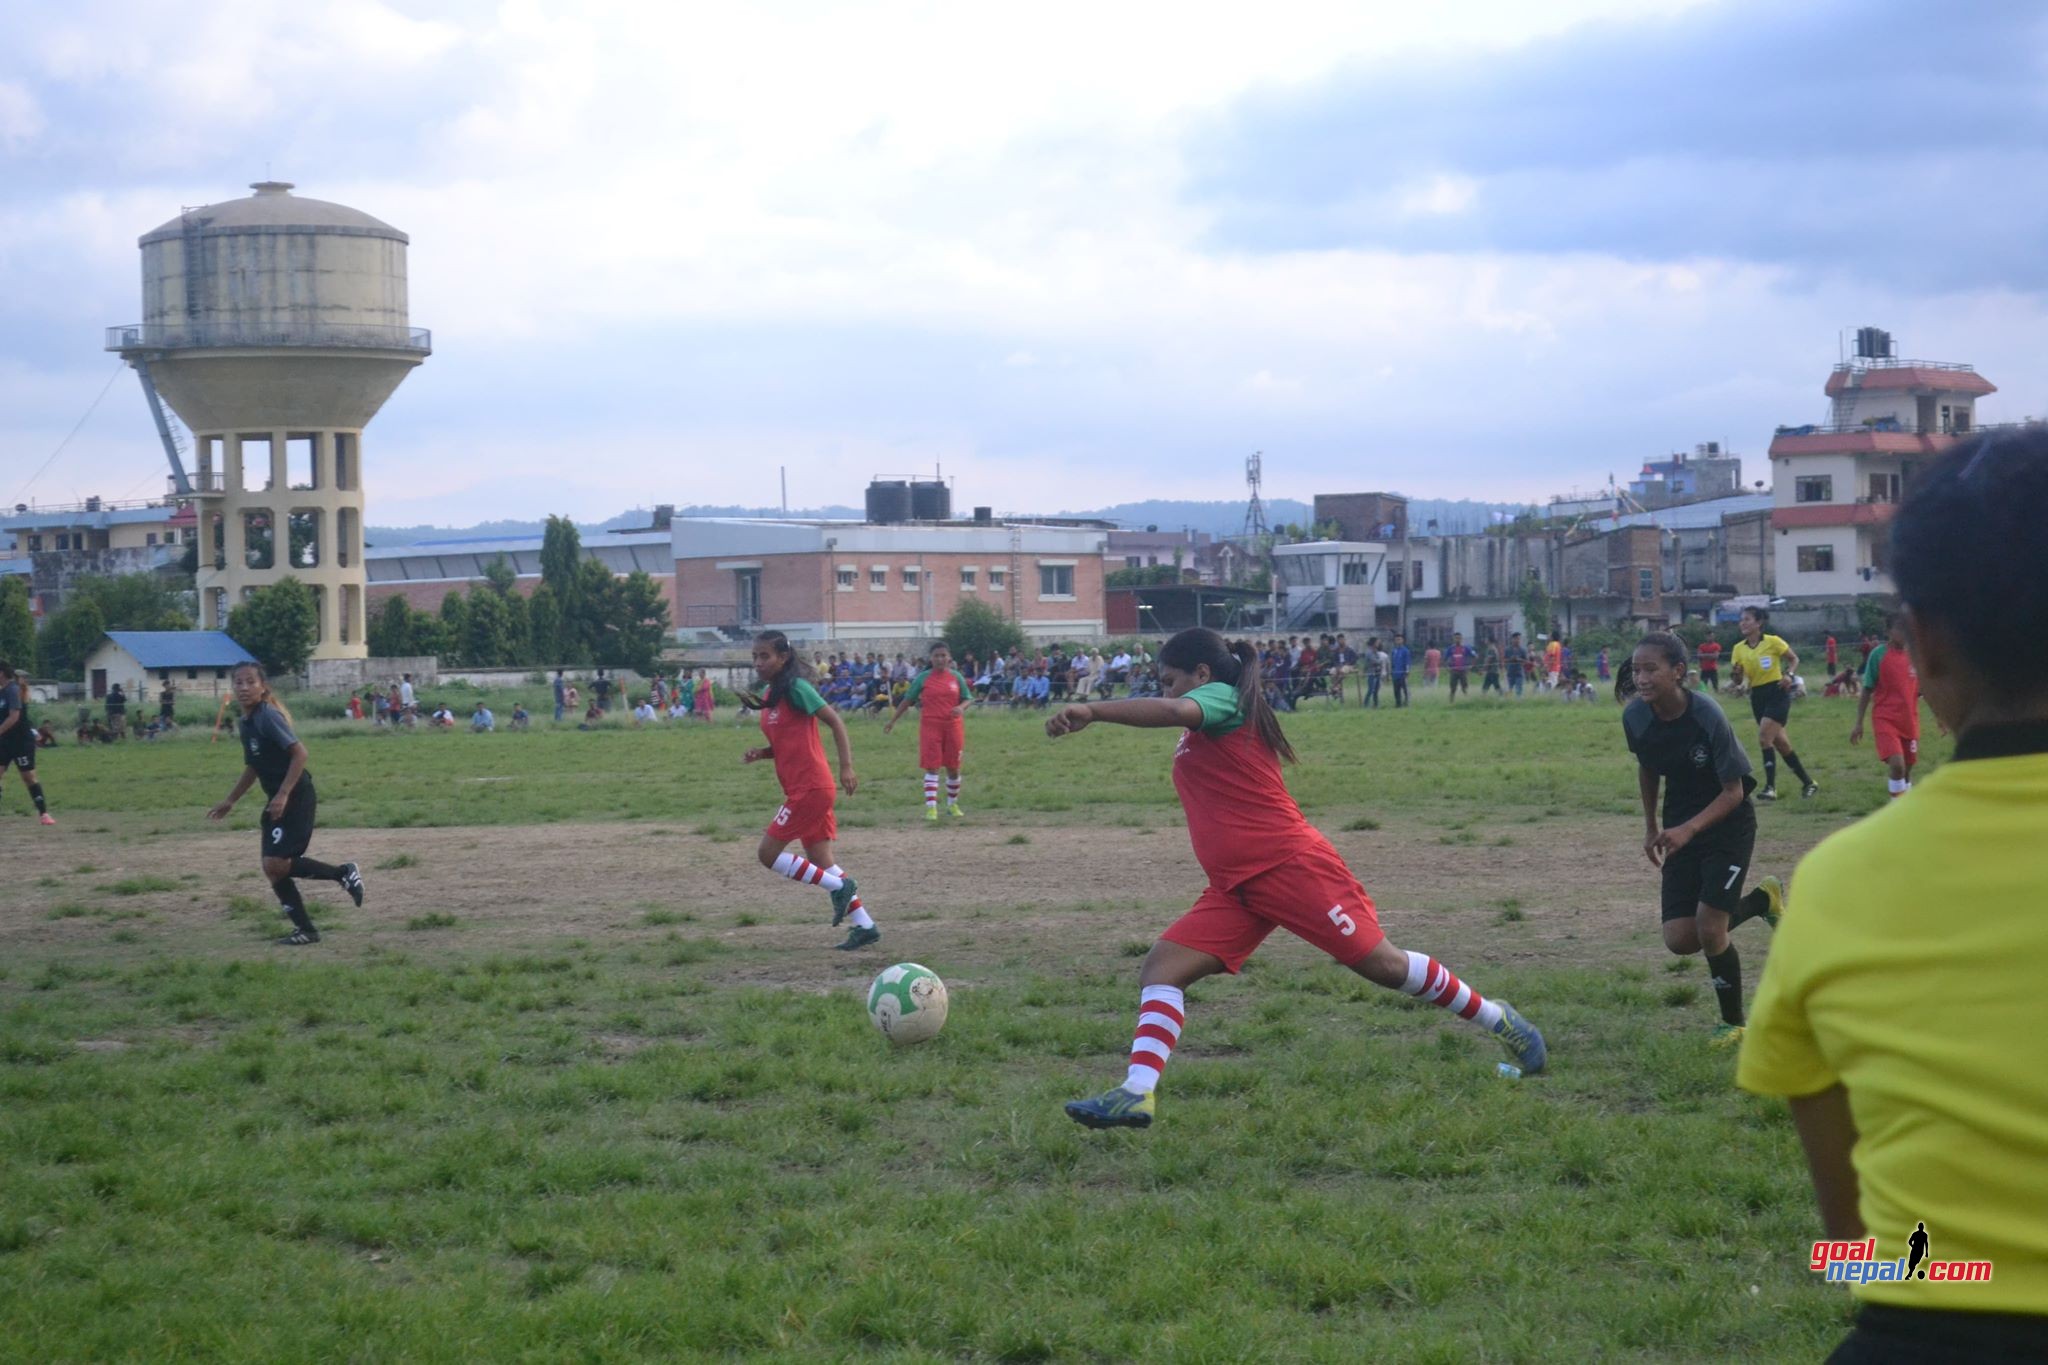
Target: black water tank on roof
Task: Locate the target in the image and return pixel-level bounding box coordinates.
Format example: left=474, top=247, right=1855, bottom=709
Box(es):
left=866, top=480, right=912, bottom=524
left=910, top=479, right=951, bottom=521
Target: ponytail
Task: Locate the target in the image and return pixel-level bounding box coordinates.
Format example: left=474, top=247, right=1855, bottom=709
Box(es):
left=1158, top=628, right=1296, bottom=763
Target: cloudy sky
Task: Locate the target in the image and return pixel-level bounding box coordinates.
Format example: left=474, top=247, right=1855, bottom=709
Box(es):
left=4, top=0, right=2044, bottom=526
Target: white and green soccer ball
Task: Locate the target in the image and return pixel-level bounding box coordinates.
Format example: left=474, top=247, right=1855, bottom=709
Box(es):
left=867, top=962, right=949, bottom=1046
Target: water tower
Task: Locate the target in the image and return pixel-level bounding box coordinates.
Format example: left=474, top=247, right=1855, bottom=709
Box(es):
left=108, top=181, right=430, bottom=660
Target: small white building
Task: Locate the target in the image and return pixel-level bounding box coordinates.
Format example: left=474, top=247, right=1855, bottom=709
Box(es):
left=84, top=631, right=257, bottom=702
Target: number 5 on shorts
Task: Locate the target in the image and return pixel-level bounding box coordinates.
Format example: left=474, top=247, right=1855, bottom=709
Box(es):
left=1327, top=904, right=1356, bottom=937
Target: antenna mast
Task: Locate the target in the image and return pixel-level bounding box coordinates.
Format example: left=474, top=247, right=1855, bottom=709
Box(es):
left=1242, top=451, right=1269, bottom=540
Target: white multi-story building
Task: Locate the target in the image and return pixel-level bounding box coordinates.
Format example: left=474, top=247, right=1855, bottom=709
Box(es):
left=1768, top=330, right=1996, bottom=599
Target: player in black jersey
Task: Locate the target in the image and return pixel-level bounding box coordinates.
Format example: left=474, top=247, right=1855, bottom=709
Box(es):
left=1618, top=633, right=1786, bottom=1046
left=207, top=662, right=365, bottom=945
left=0, top=660, right=55, bottom=825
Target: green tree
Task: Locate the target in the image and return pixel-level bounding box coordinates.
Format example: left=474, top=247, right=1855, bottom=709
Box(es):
left=1517, top=572, right=1554, bottom=641
left=438, top=592, right=471, bottom=667
left=942, top=597, right=1026, bottom=662
left=501, top=591, right=533, bottom=667
left=369, top=596, right=418, bottom=658
left=599, top=570, right=671, bottom=673
left=35, top=597, right=105, bottom=680
left=527, top=583, right=561, bottom=665
left=482, top=554, right=518, bottom=597
left=67, top=573, right=191, bottom=631
left=464, top=587, right=514, bottom=667
left=539, top=516, right=585, bottom=660
left=226, top=578, right=317, bottom=675
left=1106, top=564, right=1184, bottom=588
left=572, top=559, right=617, bottom=664
left=0, top=576, right=34, bottom=668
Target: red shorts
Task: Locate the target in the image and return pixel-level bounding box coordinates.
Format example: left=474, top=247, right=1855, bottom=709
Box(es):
left=1873, top=722, right=1919, bottom=766
left=919, top=719, right=964, bottom=771
left=1161, top=841, right=1384, bottom=973
left=767, top=788, right=837, bottom=845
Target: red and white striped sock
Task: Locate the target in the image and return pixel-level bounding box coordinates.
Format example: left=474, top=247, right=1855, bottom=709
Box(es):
left=946, top=776, right=962, bottom=806
left=771, top=851, right=843, bottom=892
left=1399, top=950, right=1504, bottom=1030
left=1122, top=985, right=1185, bottom=1094
left=825, top=863, right=874, bottom=928
left=923, top=772, right=939, bottom=810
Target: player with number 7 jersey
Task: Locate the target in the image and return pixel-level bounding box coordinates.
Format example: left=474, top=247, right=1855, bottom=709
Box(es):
left=1045, top=627, right=1546, bottom=1130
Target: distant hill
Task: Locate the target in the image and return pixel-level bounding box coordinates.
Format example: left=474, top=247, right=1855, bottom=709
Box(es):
left=367, top=495, right=1539, bottom=546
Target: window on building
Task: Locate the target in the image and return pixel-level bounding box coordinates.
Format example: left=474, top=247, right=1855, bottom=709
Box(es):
left=835, top=566, right=856, bottom=590
left=28, top=535, right=42, bottom=552
left=869, top=566, right=887, bottom=590
left=1038, top=563, right=1075, bottom=598
left=989, top=567, right=1006, bottom=591
left=1867, top=472, right=1901, bottom=504
left=1386, top=561, right=1404, bottom=593
left=960, top=566, right=977, bottom=591
left=1638, top=568, right=1655, bottom=600
left=186, top=668, right=198, bottom=680
left=1795, top=476, right=1833, bottom=503
left=56, top=533, right=71, bottom=551
left=902, top=565, right=921, bottom=590
left=1411, top=560, right=1424, bottom=592
left=146, top=532, right=158, bottom=546
left=1797, top=545, right=1835, bottom=573
left=1125, top=556, right=1143, bottom=570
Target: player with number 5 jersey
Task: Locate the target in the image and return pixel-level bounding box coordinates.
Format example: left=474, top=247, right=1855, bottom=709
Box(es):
left=741, top=630, right=881, bottom=951
left=207, top=661, right=365, bottom=945
left=1045, top=627, right=1546, bottom=1130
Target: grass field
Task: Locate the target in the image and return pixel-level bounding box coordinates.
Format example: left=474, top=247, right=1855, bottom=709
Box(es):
left=1, top=688, right=1900, bottom=1361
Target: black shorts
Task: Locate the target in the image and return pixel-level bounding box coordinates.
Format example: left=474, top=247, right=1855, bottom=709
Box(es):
left=1660, top=806, right=1757, bottom=921
left=2, top=730, right=34, bottom=771
left=261, top=783, right=317, bottom=860
left=1749, top=683, right=1791, bottom=726
left=1828, top=1303, right=2048, bottom=1363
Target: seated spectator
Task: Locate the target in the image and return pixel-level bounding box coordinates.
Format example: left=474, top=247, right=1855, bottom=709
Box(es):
left=633, top=696, right=659, bottom=723
left=577, top=702, right=605, bottom=730
left=35, top=723, right=58, bottom=748
left=510, top=703, right=531, bottom=730
left=431, top=705, right=456, bottom=728
left=471, top=703, right=496, bottom=732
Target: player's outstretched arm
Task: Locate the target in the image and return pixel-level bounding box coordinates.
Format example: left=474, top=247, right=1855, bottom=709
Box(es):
left=209, top=766, right=259, bottom=820
left=1046, top=697, right=1202, bottom=738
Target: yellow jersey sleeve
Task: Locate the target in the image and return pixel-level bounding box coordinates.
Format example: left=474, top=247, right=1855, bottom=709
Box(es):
left=1736, top=926, right=1836, bottom=1098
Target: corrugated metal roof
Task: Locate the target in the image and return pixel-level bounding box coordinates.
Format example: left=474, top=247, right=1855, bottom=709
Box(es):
left=1597, top=494, right=1773, bottom=532
left=103, top=631, right=257, bottom=669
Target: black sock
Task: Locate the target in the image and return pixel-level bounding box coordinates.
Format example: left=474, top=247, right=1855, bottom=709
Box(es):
left=28, top=782, right=46, bottom=815
left=1706, top=946, right=1744, bottom=1025
left=1730, top=888, right=1766, bottom=927
left=275, top=879, right=317, bottom=936
left=291, top=857, right=343, bottom=881
left=1762, top=752, right=1777, bottom=788
left=1782, top=749, right=1813, bottom=786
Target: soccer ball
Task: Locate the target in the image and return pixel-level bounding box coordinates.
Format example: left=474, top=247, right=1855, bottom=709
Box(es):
left=867, top=962, right=949, bottom=1046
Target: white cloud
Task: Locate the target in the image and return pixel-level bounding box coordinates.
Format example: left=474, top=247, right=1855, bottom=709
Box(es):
left=0, top=81, right=43, bottom=150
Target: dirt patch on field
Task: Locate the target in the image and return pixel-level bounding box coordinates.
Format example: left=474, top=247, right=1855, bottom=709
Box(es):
left=3, top=812, right=1827, bottom=981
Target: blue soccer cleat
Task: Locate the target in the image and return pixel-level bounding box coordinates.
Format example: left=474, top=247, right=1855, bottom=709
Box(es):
left=1492, top=1002, right=1547, bottom=1075
left=1064, top=1085, right=1155, bottom=1130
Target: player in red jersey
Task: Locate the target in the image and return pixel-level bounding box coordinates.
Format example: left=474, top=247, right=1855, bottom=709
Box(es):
left=740, top=630, right=879, bottom=950
left=1048, top=627, right=1546, bottom=1129
left=1850, top=613, right=1926, bottom=799
left=883, top=641, right=972, bottom=822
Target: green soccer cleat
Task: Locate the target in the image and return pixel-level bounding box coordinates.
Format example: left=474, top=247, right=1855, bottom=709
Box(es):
left=1492, top=1002, right=1548, bottom=1075
left=923, top=806, right=939, bottom=823
left=834, top=924, right=881, bottom=951
left=1749, top=875, right=1785, bottom=930
left=1065, top=1085, right=1155, bottom=1130
left=1710, top=1022, right=1746, bottom=1049
left=947, top=802, right=964, bottom=820
left=829, top=876, right=859, bottom=927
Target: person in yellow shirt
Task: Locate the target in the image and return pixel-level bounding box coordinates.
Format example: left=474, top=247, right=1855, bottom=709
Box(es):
left=1728, top=606, right=1818, bottom=800
left=1738, top=430, right=2048, bottom=1360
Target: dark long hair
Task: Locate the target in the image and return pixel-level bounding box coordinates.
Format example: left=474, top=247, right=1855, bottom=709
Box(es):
left=1613, top=631, right=1687, bottom=705
left=1893, top=430, right=2048, bottom=693
left=231, top=660, right=294, bottom=724
left=1158, top=627, right=1296, bottom=763
left=739, top=630, right=814, bottom=710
